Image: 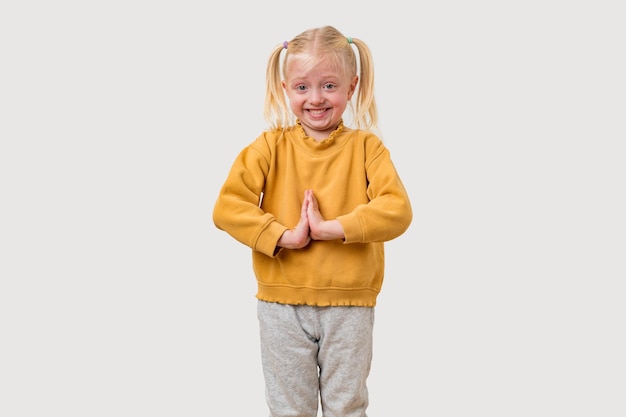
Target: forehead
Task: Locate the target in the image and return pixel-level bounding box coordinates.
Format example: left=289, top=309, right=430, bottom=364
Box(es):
left=284, top=53, right=346, bottom=79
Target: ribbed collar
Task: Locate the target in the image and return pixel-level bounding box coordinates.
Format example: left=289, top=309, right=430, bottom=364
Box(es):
left=293, top=119, right=347, bottom=152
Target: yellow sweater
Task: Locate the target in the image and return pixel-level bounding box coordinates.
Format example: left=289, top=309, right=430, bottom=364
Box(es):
left=213, top=122, right=412, bottom=306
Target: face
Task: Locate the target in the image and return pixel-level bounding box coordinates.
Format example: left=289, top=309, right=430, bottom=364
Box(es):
left=282, top=54, right=358, bottom=141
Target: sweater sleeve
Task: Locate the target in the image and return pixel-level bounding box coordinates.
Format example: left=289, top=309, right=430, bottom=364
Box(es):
left=212, top=135, right=288, bottom=257
left=337, top=138, right=413, bottom=243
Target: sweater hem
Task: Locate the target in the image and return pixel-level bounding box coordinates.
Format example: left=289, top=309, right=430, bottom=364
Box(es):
left=256, top=283, right=378, bottom=307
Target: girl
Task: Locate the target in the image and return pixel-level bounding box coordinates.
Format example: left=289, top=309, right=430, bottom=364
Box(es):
left=213, top=25, right=412, bottom=417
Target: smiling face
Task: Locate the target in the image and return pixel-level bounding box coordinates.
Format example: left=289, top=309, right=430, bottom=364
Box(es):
left=282, top=53, right=358, bottom=141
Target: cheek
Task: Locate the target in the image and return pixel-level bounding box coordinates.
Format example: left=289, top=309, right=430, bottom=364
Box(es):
left=287, top=94, right=304, bottom=107
left=331, top=95, right=349, bottom=108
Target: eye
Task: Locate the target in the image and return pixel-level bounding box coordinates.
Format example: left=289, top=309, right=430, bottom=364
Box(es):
left=323, top=83, right=336, bottom=90
left=296, top=85, right=307, bottom=91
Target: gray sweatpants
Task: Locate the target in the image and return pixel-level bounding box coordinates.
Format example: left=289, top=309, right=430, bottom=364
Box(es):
left=257, top=300, right=375, bottom=417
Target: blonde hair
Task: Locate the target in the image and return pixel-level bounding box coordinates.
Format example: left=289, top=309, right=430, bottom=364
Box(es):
left=264, top=26, right=378, bottom=132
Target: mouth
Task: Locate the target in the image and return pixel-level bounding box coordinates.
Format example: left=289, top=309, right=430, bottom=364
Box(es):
left=306, top=108, right=329, bottom=117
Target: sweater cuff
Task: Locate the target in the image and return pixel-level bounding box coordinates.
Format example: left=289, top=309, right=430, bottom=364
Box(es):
left=336, top=214, right=362, bottom=244
left=256, top=221, right=288, bottom=257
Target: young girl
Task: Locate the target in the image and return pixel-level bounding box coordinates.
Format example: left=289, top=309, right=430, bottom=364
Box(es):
left=213, top=25, right=412, bottom=417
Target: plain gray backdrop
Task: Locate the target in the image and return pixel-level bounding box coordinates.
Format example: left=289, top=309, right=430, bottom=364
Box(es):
left=1, top=1, right=624, bottom=416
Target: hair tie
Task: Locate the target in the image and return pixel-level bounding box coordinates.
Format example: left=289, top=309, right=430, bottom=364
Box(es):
left=283, top=41, right=288, bottom=49
left=347, top=37, right=353, bottom=44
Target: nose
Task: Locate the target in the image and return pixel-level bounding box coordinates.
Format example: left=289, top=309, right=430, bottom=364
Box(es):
left=308, top=87, right=324, bottom=104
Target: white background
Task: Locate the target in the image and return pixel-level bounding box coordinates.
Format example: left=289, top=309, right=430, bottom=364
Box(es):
left=1, top=1, right=624, bottom=416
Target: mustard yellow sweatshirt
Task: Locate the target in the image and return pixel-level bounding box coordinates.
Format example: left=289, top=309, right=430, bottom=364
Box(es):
left=213, top=122, right=412, bottom=307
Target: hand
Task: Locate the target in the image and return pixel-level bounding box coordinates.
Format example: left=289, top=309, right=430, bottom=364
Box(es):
left=276, top=192, right=311, bottom=249
left=305, top=189, right=345, bottom=241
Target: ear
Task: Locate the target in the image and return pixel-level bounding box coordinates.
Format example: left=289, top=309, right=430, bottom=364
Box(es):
left=347, top=75, right=358, bottom=99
